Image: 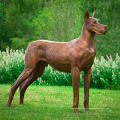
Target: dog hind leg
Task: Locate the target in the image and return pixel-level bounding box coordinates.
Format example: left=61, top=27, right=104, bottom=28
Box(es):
left=7, top=68, right=34, bottom=107
left=19, top=61, right=46, bottom=104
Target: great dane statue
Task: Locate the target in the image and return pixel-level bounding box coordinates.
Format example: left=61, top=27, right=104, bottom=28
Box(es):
left=7, top=9, right=107, bottom=113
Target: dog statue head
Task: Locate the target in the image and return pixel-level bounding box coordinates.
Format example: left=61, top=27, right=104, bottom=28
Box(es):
left=84, top=8, right=107, bottom=35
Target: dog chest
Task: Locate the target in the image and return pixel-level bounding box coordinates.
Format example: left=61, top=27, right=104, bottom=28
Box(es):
left=80, top=48, right=96, bottom=70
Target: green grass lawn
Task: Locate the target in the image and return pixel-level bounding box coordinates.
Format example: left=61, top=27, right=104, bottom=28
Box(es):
left=0, top=85, right=120, bottom=120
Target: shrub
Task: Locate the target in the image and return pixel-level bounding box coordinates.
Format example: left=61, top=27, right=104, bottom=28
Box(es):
left=0, top=48, right=120, bottom=89
left=91, top=54, right=120, bottom=90
left=0, top=47, right=24, bottom=84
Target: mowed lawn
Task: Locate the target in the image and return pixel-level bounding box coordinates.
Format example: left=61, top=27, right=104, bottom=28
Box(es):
left=0, top=85, right=120, bottom=120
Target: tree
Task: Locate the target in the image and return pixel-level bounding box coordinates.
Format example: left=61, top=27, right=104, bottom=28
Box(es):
left=0, top=2, right=10, bottom=50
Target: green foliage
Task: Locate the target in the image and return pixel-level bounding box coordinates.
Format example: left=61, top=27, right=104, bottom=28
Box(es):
left=10, top=38, right=26, bottom=50
left=0, top=48, right=24, bottom=84
left=91, top=55, right=120, bottom=90
left=32, top=0, right=83, bottom=42
left=0, top=0, right=46, bottom=50
left=0, top=0, right=120, bottom=58
left=5, top=0, right=45, bottom=49
left=0, top=2, right=10, bottom=50
left=0, top=49, right=120, bottom=90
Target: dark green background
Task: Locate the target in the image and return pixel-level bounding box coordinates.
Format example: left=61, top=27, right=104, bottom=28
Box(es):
left=0, top=0, right=120, bottom=58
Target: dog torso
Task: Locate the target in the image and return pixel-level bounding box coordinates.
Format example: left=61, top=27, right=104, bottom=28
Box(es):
left=28, top=34, right=96, bottom=73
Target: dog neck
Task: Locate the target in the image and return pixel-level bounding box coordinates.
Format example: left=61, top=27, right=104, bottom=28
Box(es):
left=79, top=23, right=96, bottom=49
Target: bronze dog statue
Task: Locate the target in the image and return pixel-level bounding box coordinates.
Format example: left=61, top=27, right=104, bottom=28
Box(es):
left=7, top=9, right=107, bottom=113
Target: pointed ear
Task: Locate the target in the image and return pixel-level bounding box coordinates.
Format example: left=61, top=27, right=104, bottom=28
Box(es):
left=93, top=8, right=95, bottom=18
left=84, top=8, right=89, bottom=21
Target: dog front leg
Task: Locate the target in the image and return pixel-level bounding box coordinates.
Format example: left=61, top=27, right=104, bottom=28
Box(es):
left=71, top=67, right=80, bottom=113
left=84, top=68, right=92, bottom=111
